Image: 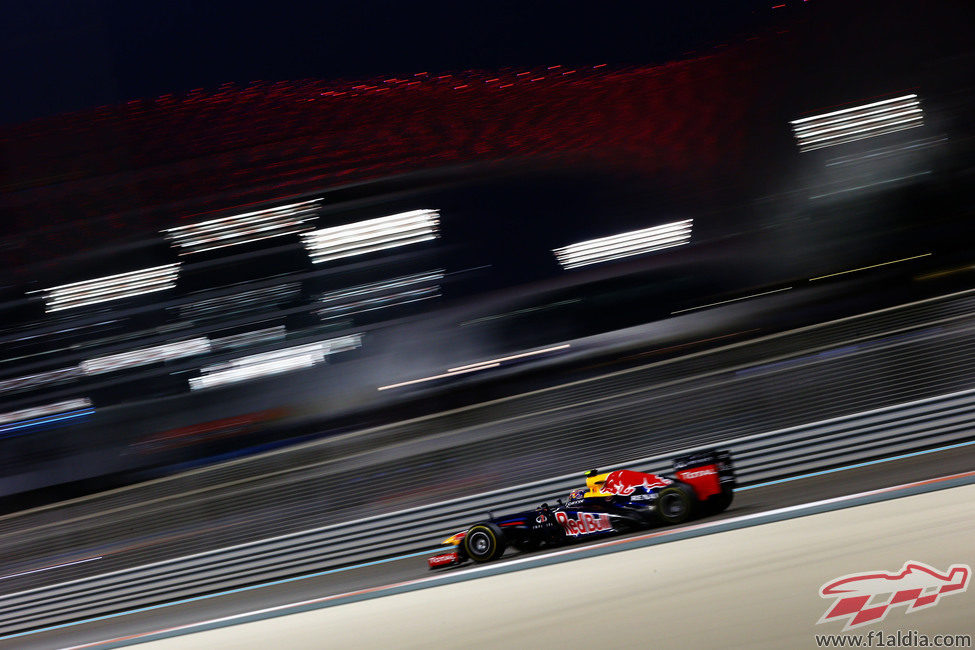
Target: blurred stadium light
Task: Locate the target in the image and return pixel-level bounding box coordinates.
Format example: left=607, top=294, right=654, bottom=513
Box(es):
left=790, top=94, right=923, bottom=152
left=378, top=343, right=571, bottom=390
left=552, top=219, right=693, bottom=269
left=80, top=337, right=212, bottom=375
left=188, top=334, right=362, bottom=390
left=316, top=270, right=444, bottom=320
left=177, top=283, right=301, bottom=321
left=0, top=366, right=81, bottom=395
left=38, top=264, right=181, bottom=313
left=301, top=209, right=439, bottom=264
left=210, top=326, right=287, bottom=352
left=0, top=398, right=94, bottom=436
left=824, top=136, right=946, bottom=167
left=162, top=199, right=321, bottom=255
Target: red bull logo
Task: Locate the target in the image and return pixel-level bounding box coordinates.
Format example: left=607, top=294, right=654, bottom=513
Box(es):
left=555, top=511, right=612, bottom=536
left=818, top=561, right=971, bottom=630
left=601, top=470, right=672, bottom=496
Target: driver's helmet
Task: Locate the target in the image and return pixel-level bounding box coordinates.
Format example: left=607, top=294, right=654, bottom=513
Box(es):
left=568, top=488, right=586, bottom=500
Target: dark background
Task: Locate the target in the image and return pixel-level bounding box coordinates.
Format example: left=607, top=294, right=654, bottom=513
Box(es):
left=0, top=0, right=827, bottom=125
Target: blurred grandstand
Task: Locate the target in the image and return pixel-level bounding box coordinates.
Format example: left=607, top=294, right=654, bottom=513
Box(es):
left=0, top=7, right=973, bottom=512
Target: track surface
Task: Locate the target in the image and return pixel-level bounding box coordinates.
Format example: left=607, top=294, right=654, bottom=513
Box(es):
left=9, top=443, right=974, bottom=649
left=135, top=482, right=975, bottom=650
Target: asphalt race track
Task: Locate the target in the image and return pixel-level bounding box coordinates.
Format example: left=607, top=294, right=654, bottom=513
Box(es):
left=7, top=443, right=974, bottom=649
left=136, top=481, right=975, bottom=650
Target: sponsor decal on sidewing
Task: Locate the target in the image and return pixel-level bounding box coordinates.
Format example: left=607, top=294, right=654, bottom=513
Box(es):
left=427, top=552, right=461, bottom=569
left=679, top=468, right=717, bottom=480
left=555, top=511, right=613, bottom=536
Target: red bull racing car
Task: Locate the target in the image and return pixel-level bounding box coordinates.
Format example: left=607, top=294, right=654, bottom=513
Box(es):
left=428, top=450, right=735, bottom=569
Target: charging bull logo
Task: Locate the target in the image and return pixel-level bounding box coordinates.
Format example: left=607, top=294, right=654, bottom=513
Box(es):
left=555, top=511, right=612, bottom=536
left=601, top=470, right=671, bottom=496
left=818, top=561, right=971, bottom=631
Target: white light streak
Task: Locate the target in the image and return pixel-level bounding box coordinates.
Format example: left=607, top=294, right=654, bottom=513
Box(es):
left=378, top=344, right=571, bottom=390
left=790, top=94, right=923, bottom=152
left=179, top=283, right=300, bottom=320
left=553, top=220, right=693, bottom=269
left=808, top=171, right=932, bottom=200
left=317, top=270, right=444, bottom=320
left=189, top=335, right=362, bottom=390
left=163, top=200, right=321, bottom=255
left=0, top=398, right=93, bottom=426
left=81, top=338, right=211, bottom=375
left=40, top=264, right=180, bottom=312
left=670, top=287, right=794, bottom=315
left=0, top=366, right=81, bottom=394
left=302, top=210, right=440, bottom=264
left=377, top=363, right=501, bottom=391
left=447, top=344, right=571, bottom=373
left=809, top=253, right=932, bottom=281
left=824, top=137, right=947, bottom=167
left=0, top=556, right=101, bottom=582
left=210, top=326, right=287, bottom=352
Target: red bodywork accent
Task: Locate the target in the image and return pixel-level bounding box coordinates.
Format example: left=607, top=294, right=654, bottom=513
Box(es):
left=427, top=552, right=461, bottom=569
left=675, top=464, right=722, bottom=500
left=601, top=470, right=671, bottom=496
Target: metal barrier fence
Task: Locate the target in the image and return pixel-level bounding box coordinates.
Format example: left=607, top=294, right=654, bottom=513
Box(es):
left=0, top=387, right=973, bottom=636
left=1, top=290, right=974, bottom=596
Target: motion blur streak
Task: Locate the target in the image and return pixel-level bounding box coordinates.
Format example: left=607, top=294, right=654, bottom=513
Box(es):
left=808, top=171, right=932, bottom=199
left=162, top=200, right=321, bottom=255
left=824, top=136, right=947, bottom=166
left=0, top=557, right=101, bottom=583
left=377, top=363, right=502, bottom=390
left=37, top=265, right=180, bottom=312
left=379, top=343, right=571, bottom=390
left=809, top=253, right=932, bottom=281
left=671, top=287, right=793, bottom=315
left=316, top=270, right=444, bottom=320
left=0, top=366, right=81, bottom=395
left=0, top=406, right=94, bottom=437
left=209, top=327, right=286, bottom=352
left=188, top=334, right=362, bottom=390
left=80, top=338, right=211, bottom=375
left=0, top=398, right=93, bottom=427
left=552, top=219, right=692, bottom=269
left=177, top=283, right=301, bottom=321
left=447, top=344, right=572, bottom=373
left=301, top=209, right=439, bottom=264
left=790, top=94, right=923, bottom=152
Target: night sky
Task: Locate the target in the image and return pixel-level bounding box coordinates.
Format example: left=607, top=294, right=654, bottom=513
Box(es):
left=1, top=0, right=785, bottom=125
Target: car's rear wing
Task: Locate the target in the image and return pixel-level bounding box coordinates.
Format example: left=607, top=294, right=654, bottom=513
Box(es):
left=671, top=449, right=735, bottom=500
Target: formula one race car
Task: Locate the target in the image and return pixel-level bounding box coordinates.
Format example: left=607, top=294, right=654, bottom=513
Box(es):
left=428, top=450, right=734, bottom=569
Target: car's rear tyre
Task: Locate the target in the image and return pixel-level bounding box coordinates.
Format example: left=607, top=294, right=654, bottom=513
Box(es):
left=655, top=486, right=693, bottom=525
left=463, top=523, right=507, bottom=563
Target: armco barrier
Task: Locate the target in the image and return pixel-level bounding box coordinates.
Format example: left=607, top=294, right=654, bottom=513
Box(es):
left=0, top=387, right=973, bottom=636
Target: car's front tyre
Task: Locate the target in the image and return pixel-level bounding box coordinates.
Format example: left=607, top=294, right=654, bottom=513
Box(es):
left=463, top=523, right=507, bottom=563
